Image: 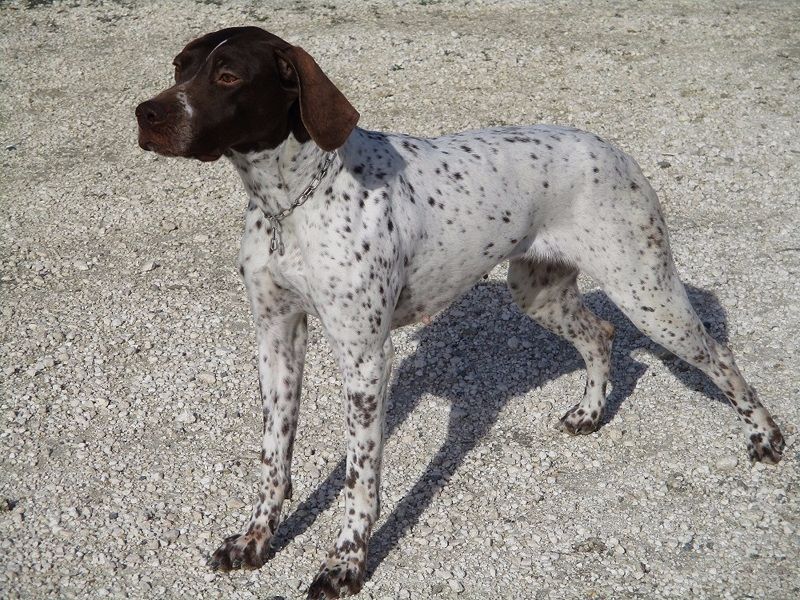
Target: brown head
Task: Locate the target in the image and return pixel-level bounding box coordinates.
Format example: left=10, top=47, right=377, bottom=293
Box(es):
left=135, top=27, right=359, bottom=161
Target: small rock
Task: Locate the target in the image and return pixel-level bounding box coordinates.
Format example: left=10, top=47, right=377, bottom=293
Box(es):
left=73, top=260, right=90, bottom=271
left=657, top=160, right=672, bottom=168
left=679, top=532, right=695, bottom=550
left=573, top=537, right=607, bottom=553
left=448, top=580, right=464, bottom=593
left=665, top=473, right=686, bottom=492
left=715, top=456, right=738, bottom=471
left=196, top=371, right=216, bottom=385
left=141, top=261, right=158, bottom=273
left=175, top=411, right=196, bottom=424
left=507, top=336, right=519, bottom=350
left=164, top=529, right=180, bottom=542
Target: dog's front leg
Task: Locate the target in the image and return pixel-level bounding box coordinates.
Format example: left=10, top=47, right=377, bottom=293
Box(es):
left=210, top=313, right=308, bottom=571
left=307, top=336, right=393, bottom=599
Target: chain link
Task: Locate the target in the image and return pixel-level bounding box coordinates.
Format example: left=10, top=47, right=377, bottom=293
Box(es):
left=263, top=151, right=335, bottom=256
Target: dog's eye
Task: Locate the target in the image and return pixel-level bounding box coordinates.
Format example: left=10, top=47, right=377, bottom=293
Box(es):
left=218, top=72, right=240, bottom=85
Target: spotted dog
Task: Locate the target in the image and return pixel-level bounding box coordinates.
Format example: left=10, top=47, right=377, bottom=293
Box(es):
left=135, top=26, right=784, bottom=599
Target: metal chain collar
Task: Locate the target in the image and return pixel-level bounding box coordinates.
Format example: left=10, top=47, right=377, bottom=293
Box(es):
left=263, top=151, right=336, bottom=256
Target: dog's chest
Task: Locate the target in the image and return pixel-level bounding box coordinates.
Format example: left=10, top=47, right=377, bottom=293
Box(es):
left=238, top=207, right=315, bottom=310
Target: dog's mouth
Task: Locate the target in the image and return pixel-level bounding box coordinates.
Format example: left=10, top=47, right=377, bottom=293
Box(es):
left=138, top=132, right=176, bottom=157
left=194, top=152, right=222, bottom=162
left=138, top=132, right=221, bottom=162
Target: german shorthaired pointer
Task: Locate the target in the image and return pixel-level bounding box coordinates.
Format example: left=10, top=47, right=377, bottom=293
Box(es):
left=135, top=26, right=784, bottom=598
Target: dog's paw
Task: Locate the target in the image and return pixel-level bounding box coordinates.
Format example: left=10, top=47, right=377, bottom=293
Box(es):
left=307, top=560, right=364, bottom=599
left=208, top=530, right=273, bottom=572
left=558, top=404, right=600, bottom=435
left=747, top=428, right=785, bottom=464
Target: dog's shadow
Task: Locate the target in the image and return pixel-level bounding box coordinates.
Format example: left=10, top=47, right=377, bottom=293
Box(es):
left=271, top=282, right=730, bottom=577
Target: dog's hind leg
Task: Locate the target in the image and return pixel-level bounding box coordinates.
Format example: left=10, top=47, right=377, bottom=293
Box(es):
left=591, top=254, right=784, bottom=463
left=508, top=258, right=615, bottom=434
left=568, top=180, right=784, bottom=463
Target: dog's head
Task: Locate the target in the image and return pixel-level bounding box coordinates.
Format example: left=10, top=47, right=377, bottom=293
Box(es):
left=135, top=27, right=359, bottom=161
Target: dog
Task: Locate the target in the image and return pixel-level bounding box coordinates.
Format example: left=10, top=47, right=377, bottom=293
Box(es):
left=135, top=26, right=784, bottom=599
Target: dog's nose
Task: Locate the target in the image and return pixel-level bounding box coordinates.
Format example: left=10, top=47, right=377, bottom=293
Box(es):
left=135, top=100, right=166, bottom=127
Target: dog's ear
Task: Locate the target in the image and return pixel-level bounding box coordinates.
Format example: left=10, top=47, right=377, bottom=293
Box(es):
left=275, top=46, right=359, bottom=151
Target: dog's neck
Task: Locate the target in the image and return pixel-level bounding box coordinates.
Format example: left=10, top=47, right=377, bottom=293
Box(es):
left=227, top=133, right=333, bottom=216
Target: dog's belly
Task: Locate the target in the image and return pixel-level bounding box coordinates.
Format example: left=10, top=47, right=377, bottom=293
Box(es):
left=391, top=268, right=485, bottom=328
left=390, top=233, right=530, bottom=328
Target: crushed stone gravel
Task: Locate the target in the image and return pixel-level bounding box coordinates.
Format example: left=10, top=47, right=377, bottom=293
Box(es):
left=1, top=1, right=799, bottom=598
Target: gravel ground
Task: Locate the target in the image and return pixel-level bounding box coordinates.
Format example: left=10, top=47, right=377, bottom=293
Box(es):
left=2, top=0, right=799, bottom=598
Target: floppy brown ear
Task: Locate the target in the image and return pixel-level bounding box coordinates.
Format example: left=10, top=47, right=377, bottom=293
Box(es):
left=276, top=46, right=359, bottom=151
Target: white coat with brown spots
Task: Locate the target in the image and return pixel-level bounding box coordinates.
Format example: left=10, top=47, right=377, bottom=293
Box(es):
left=135, top=26, right=785, bottom=600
